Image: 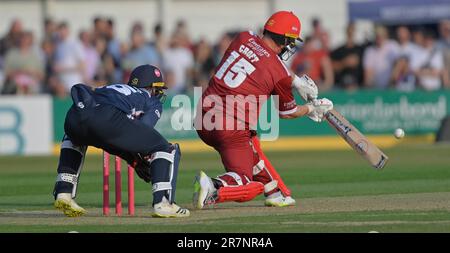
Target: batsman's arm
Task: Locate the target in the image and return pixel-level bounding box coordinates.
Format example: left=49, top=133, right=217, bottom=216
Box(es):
left=278, top=74, right=319, bottom=119
left=274, top=75, right=315, bottom=120
left=279, top=104, right=313, bottom=119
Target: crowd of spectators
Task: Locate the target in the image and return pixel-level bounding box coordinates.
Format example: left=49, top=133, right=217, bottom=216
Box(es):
left=0, top=16, right=449, bottom=97
left=292, top=18, right=450, bottom=92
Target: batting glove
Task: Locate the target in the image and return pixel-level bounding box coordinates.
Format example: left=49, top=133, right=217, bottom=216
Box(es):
left=306, top=98, right=334, bottom=122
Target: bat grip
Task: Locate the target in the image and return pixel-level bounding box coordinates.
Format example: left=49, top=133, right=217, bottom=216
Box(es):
left=306, top=95, right=316, bottom=103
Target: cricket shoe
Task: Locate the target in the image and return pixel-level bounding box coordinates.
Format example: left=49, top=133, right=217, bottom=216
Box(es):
left=193, top=171, right=217, bottom=209
left=264, top=191, right=296, bottom=207
left=152, top=197, right=190, bottom=218
left=54, top=193, right=87, bottom=217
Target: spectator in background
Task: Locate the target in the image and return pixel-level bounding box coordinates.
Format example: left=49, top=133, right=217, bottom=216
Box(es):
left=390, top=56, right=416, bottom=92
left=150, top=23, right=167, bottom=67
left=175, top=19, right=193, bottom=51
left=396, top=26, right=421, bottom=60
left=363, top=26, right=398, bottom=89
left=119, top=41, right=129, bottom=62
left=330, top=23, right=363, bottom=90
left=213, top=32, right=235, bottom=65
left=93, top=36, right=115, bottom=85
left=0, top=19, right=23, bottom=60
left=148, top=23, right=167, bottom=87
left=193, top=38, right=215, bottom=88
left=0, top=19, right=23, bottom=88
left=79, top=30, right=100, bottom=84
left=390, top=26, right=420, bottom=91
left=40, top=17, right=58, bottom=94
left=41, top=37, right=57, bottom=94
left=290, top=36, right=334, bottom=91
left=412, top=27, right=426, bottom=46
left=163, top=33, right=194, bottom=94
left=438, top=20, right=450, bottom=48
left=93, top=16, right=108, bottom=41
left=410, top=30, right=444, bottom=91
left=43, top=18, right=58, bottom=43
left=52, top=22, right=86, bottom=97
left=437, top=20, right=450, bottom=88
left=131, top=22, right=144, bottom=34
left=122, top=24, right=160, bottom=80
left=311, top=17, right=330, bottom=51
left=105, top=18, right=122, bottom=83
left=2, top=31, right=44, bottom=94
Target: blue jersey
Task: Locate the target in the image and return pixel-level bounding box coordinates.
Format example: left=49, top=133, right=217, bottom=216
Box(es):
left=94, top=84, right=163, bottom=128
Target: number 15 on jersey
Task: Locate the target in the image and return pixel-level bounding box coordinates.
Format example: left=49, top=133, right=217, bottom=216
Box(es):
left=215, top=51, right=256, bottom=88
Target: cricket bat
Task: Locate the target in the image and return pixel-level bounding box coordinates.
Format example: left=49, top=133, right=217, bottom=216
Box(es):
left=325, top=109, right=388, bottom=170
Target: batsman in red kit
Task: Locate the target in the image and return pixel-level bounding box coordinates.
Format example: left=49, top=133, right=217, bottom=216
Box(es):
left=193, top=11, right=334, bottom=208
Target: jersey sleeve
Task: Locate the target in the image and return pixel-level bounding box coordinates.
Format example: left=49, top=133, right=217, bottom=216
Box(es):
left=273, top=76, right=298, bottom=116
left=140, top=112, right=157, bottom=128
left=140, top=97, right=162, bottom=128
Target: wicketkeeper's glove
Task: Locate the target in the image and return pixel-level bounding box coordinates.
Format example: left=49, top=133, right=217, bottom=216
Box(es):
left=132, top=155, right=152, bottom=183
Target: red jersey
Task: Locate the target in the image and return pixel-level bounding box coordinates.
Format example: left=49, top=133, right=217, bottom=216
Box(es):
left=200, top=31, right=297, bottom=130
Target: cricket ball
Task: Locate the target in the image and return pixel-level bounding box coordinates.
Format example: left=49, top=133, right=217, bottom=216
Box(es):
left=394, top=128, right=405, bottom=139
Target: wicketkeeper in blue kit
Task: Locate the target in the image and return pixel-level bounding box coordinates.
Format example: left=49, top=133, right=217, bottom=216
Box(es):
left=52, top=64, right=190, bottom=218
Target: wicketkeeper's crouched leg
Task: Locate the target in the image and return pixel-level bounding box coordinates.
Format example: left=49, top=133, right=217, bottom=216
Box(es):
left=52, top=135, right=87, bottom=217
left=53, top=135, right=87, bottom=199
left=59, top=104, right=189, bottom=217
left=90, top=118, right=188, bottom=216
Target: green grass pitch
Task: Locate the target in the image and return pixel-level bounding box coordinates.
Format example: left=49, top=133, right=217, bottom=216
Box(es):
left=1, top=143, right=450, bottom=232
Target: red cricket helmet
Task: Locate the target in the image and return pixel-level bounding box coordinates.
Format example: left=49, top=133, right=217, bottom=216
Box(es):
left=264, top=11, right=303, bottom=42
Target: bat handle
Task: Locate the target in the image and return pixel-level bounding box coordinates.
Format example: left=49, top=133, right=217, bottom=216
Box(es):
left=306, top=95, right=316, bottom=103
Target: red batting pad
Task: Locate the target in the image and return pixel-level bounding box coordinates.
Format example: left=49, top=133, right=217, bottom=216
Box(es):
left=217, top=181, right=264, bottom=203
